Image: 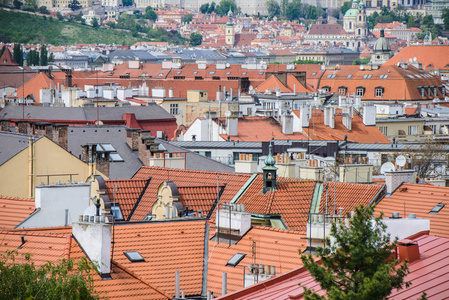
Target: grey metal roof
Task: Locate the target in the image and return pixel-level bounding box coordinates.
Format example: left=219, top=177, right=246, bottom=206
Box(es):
left=169, top=140, right=330, bottom=149
left=157, top=139, right=234, bottom=173
left=108, top=50, right=157, bottom=61
left=0, top=132, right=42, bottom=166
left=171, top=50, right=225, bottom=61
left=342, top=143, right=449, bottom=151
left=67, top=125, right=143, bottom=179
left=0, top=105, right=174, bottom=121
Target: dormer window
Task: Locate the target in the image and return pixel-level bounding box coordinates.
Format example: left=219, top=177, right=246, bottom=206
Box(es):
left=375, top=87, right=384, bottom=97
left=338, top=86, right=347, bottom=95
left=356, top=87, right=365, bottom=96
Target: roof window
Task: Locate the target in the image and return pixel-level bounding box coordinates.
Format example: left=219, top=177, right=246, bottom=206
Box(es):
left=379, top=74, right=388, bottom=79
left=124, top=251, right=145, bottom=263
left=226, top=253, right=246, bottom=267
left=363, top=74, right=372, bottom=79
left=312, top=72, right=316, bottom=76
left=209, top=71, right=215, bottom=75
left=176, top=71, right=181, bottom=74
left=226, top=71, right=231, bottom=75
left=429, top=203, right=445, bottom=214
left=327, top=74, right=336, bottom=79
left=193, top=71, right=198, bottom=75
left=242, top=72, right=247, bottom=75
left=259, top=72, right=264, bottom=75
left=110, top=153, right=124, bottom=162
left=111, top=203, right=124, bottom=220
left=96, top=143, right=115, bottom=152
left=347, top=74, right=352, bottom=79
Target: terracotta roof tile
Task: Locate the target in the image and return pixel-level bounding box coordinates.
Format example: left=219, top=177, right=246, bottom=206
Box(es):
left=130, top=167, right=252, bottom=221
left=375, top=183, right=449, bottom=239
left=237, top=176, right=316, bottom=231
left=385, top=45, right=449, bottom=71
left=105, top=179, right=149, bottom=221
left=178, top=185, right=223, bottom=217
left=0, top=196, right=35, bottom=229
left=207, top=226, right=307, bottom=297
left=8, top=72, right=54, bottom=103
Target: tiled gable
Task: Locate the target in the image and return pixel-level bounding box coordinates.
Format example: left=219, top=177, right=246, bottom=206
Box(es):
left=0, top=196, right=35, bottom=229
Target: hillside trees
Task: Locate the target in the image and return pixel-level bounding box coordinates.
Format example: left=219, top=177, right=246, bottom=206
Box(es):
left=301, top=204, right=410, bottom=300
left=13, top=43, right=23, bottom=66
left=266, top=0, right=281, bottom=18
left=68, top=0, right=82, bottom=11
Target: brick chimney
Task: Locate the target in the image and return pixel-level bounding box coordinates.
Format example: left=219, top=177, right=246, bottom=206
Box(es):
left=126, top=128, right=140, bottom=151
left=385, top=170, right=416, bottom=195
left=0, top=119, right=10, bottom=132
left=15, top=120, right=29, bottom=134
left=397, top=239, right=420, bottom=263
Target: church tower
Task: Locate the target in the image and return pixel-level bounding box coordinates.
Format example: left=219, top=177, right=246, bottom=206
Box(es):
left=225, top=9, right=235, bottom=47
left=370, top=29, right=392, bottom=66
left=354, top=0, right=368, bottom=40
left=262, top=140, right=277, bottom=194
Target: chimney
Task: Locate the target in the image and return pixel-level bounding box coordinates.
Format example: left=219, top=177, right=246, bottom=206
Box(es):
left=216, top=203, right=251, bottom=239
left=299, top=106, right=310, bottom=129
left=65, top=70, right=72, bottom=88
left=363, top=104, right=376, bottom=126
left=51, top=124, right=68, bottom=150
left=324, top=106, right=335, bottom=129
left=126, top=128, right=140, bottom=150
left=0, top=119, right=10, bottom=132
left=168, top=88, right=174, bottom=98
left=15, top=120, right=29, bottom=134
left=281, top=112, right=293, bottom=135
left=72, top=215, right=112, bottom=277
left=385, top=170, right=416, bottom=195
left=216, top=85, right=224, bottom=101
left=226, top=111, right=239, bottom=136
left=342, top=107, right=353, bottom=131
left=397, top=239, right=420, bottom=263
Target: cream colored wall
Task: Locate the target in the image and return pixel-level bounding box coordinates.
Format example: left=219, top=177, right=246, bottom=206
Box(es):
left=160, top=100, right=187, bottom=125
left=187, top=90, right=208, bottom=103
left=0, top=137, right=106, bottom=199
left=377, top=121, right=424, bottom=138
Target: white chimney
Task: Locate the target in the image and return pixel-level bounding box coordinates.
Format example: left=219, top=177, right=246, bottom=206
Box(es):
left=342, top=107, right=353, bottom=131
left=282, top=112, right=293, bottom=134
left=385, top=170, right=416, bottom=195
left=324, top=106, right=335, bottom=129
left=168, top=88, right=174, bottom=98
left=299, top=106, right=310, bottom=129
left=216, top=203, right=251, bottom=237
left=128, top=60, right=139, bottom=69
left=72, top=216, right=111, bottom=276
left=226, top=112, right=239, bottom=136
left=363, top=104, right=376, bottom=126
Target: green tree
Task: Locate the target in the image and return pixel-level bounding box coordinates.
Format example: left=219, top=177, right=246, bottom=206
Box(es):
left=0, top=45, right=5, bottom=58
left=91, top=17, right=99, bottom=28
left=340, top=1, right=351, bottom=17
left=26, top=49, right=39, bottom=66
left=56, top=12, right=64, bottom=20
left=145, top=6, right=157, bottom=21
left=442, top=8, right=449, bottom=30
left=0, top=250, right=100, bottom=299
left=266, top=0, right=281, bottom=17
left=189, top=32, right=202, bottom=46
left=281, top=0, right=288, bottom=16
left=305, top=4, right=323, bottom=19
left=200, top=3, right=209, bottom=13
left=122, top=0, right=132, bottom=5
left=422, top=14, right=434, bottom=26
left=183, top=14, right=193, bottom=23
left=352, top=57, right=370, bottom=65
left=13, top=43, right=23, bottom=66
left=216, top=0, right=236, bottom=16
left=407, top=15, right=415, bottom=27
left=285, top=0, right=302, bottom=21
left=300, top=204, right=410, bottom=300
left=23, top=0, right=37, bottom=11
left=13, top=0, right=21, bottom=9
left=38, top=5, right=49, bottom=13
left=40, top=44, right=48, bottom=66
left=208, top=1, right=216, bottom=13
left=68, top=0, right=81, bottom=10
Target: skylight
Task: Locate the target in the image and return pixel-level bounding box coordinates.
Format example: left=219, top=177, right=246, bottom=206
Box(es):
left=259, top=71, right=264, bottom=75
left=226, top=71, right=231, bottom=75
left=429, top=203, right=445, bottom=214
left=242, top=72, right=247, bottom=75
left=209, top=71, right=215, bottom=75
left=312, top=72, right=316, bottom=76
left=363, top=74, right=372, bottom=79
left=193, top=71, right=198, bottom=74
left=124, top=251, right=145, bottom=263
left=96, top=143, right=115, bottom=152
left=176, top=71, right=181, bottom=74
left=379, top=74, right=388, bottom=79
left=111, top=204, right=124, bottom=220
left=347, top=74, right=352, bottom=79
left=110, top=153, right=124, bottom=162
left=226, top=253, right=246, bottom=267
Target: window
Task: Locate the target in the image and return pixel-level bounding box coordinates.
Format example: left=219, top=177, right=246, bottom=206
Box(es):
left=322, top=86, right=331, bottom=92
left=170, top=103, right=179, bottom=115
left=356, top=87, right=365, bottom=96
left=209, top=71, right=215, bottom=75
left=176, top=71, right=181, bottom=74
left=379, top=126, right=388, bottom=136
left=312, top=72, right=316, bottom=76
left=347, top=74, right=352, bottom=79
left=375, top=87, right=384, bottom=97
left=429, top=203, right=445, bottom=214
left=408, top=125, right=419, bottom=135
left=259, top=72, right=264, bottom=75
left=363, top=74, right=372, bottom=79
left=226, top=71, right=231, bottom=75
left=379, top=74, right=388, bottom=79
left=111, top=203, right=124, bottom=220
left=124, top=251, right=145, bottom=263
left=338, top=87, right=347, bottom=95
left=327, top=74, right=336, bottom=79
left=110, top=153, right=124, bottom=162
left=434, top=87, right=438, bottom=96
left=193, top=71, right=198, bottom=75
left=242, top=72, right=247, bottom=75
left=226, top=253, right=247, bottom=267
left=420, top=87, right=425, bottom=97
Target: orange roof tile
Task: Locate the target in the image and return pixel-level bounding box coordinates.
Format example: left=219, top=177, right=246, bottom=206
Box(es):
left=130, top=167, right=252, bottom=221
left=105, top=179, right=150, bottom=221
left=0, top=196, right=35, bottom=229
left=375, top=183, right=449, bottom=239
left=318, top=181, right=384, bottom=215
left=293, top=109, right=391, bottom=144
left=207, top=226, right=307, bottom=297
left=218, top=116, right=307, bottom=142
left=237, top=176, right=316, bottom=231
left=385, top=45, right=449, bottom=71
left=8, top=72, right=54, bottom=103
left=178, top=185, right=223, bottom=217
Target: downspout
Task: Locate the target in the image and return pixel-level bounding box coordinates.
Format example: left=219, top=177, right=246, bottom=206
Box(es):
left=201, top=222, right=210, bottom=297
left=28, top=136, right=35, bottom=198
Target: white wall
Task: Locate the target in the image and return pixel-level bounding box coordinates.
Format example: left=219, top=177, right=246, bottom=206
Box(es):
left=17, top=183, right=91, bottom=229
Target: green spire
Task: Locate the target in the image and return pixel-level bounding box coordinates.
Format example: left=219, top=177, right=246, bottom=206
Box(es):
left=263, top=140, right=277, bottom=170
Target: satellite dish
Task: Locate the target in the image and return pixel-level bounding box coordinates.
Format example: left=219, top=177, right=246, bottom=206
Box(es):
left=380, top=162, right=395, bottom=175
left=225, top=110, right=231, bottom=117
left=395, top=155, right=406, bottom=167
left=413, top=57, right=417, bottom=62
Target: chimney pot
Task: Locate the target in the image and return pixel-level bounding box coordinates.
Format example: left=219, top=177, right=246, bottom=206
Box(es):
left=408, top=213, right=416, bottom=219
left=392, top=212, right=400, bottom=218
left=398, top=240, right=420, bottom=263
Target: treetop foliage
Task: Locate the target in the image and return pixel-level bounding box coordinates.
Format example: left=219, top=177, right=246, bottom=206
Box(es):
left=300, top=204, right=410, bottom=300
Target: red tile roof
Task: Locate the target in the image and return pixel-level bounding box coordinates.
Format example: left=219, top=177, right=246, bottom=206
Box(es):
left=131, top=167, right=252, bottom=221
left=384, top=45, right=449, bottom=71
left=217, top=232, right=449, bottom=300
left=308, top=24, right=347, bottom=35
left=218, top=116, right=308, bottom=142
left=237, top=177, right=316, bottom=231
left=293, top=109, right=391, bottom=144
left=178, top=185, right=223, bottom=217
left=207, top=226, right=307, bottom=297
left=105, top=179, right=150, bottom=221
left=0, top=47, right=18, bottom=66
left=375, top=183, right=449, bottom=239
left=8, top=72, right=54, bottom=103
left=0, top=196, right=35, bottom=229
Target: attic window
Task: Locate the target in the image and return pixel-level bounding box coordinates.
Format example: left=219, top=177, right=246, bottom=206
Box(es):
left=327, top=74, right=336, bottom=79
left=312, top=72, right=316, bottom=76
left=157, top=73, right=163, bottom=77
left=347, top=74, right=352, bottom=79
left=193, top=71, right=198, bottom=75
left=96, top=143, right=115, bottom=152
left=111, top=203, right=124, bottom=220
left=363, top=74, right=372, bottom=79
left=379, top=74, right=388, bottom=79
left=259, top=71, right=264, bottom=75
left=110, top=153, right=124, bottom=162
left=124, top=251, right=145, bottom=263
left=209, top=71, right=215, bottom=75
left=242, top=72, right=247, bottom=75
left=226, top=253, right=246, bottom=267
left=429, top=203, right=445, bottom=214
left=226, top=71, right=231, bottom=75
left=176, top=71, right=181, bottom=74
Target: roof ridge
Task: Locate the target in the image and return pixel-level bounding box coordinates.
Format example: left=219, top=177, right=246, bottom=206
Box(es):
left=251, top=225, right=304, bottom=235
left=112, top=260, right=172, bottom=299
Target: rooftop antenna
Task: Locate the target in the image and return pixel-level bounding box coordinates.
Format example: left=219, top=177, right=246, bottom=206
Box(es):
left=96, top=70, right=99, bottom=125
left=110, top=183, right=117, bottom=272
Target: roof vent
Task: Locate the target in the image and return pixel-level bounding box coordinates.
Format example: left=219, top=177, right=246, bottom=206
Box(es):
left=408, top=213, right=416, bottom=219
left=392, top=212, right=400, bottom=218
